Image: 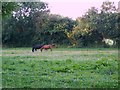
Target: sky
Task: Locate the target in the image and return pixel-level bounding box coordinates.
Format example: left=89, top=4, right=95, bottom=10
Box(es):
left=41, top=0, right=120, bottom=20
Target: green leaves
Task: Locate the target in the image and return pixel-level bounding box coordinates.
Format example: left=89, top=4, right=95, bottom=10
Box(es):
left=2, top=2, right=18, bottom=18
left=101, top=1, right=117, bottom=13
left=2, top=1, right=119, bottom=47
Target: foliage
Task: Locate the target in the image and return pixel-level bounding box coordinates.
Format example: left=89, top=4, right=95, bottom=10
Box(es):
left=2, top=2, right=49, bottom=47
left=2, top=1, right=119, bottom=47
left=2, top=2, right=18, bottom=18
left=71, top=1, right=119, bottom=47
left=33, top=14, right=75, bottom=45
left=101, top=1, right=117, bottom=13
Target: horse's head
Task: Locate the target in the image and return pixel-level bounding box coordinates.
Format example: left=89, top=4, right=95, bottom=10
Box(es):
left=51, top=44, right=56, bottom=48
left=102, top=38, right=106, bottom=42
left=52, top=44, right=55, bottom=46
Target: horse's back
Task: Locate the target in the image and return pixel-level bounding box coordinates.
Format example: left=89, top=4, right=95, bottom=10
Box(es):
left=42, top=45, right=51, bottom=49
left=34, top=44, right=44, bottom=48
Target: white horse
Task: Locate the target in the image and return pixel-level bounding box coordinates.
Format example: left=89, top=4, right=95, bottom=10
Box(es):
left=102, top=38, right=115, bottom=46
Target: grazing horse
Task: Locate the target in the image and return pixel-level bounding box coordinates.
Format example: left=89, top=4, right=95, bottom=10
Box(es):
left=40, top=44, right=55, bottom=52
left=32, top=44, right=44, bottom=52
left=102, top=38, right=115, bottom=46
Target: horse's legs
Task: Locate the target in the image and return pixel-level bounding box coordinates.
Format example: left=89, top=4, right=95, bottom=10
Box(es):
left=50, top=48, right=52, bottom=51
left=41, top=48, right=43, bottom=52
left=32, top=47, right=34, bottom=52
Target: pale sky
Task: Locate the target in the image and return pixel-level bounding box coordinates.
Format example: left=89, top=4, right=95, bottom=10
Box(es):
left=41, top=0, right=119, bottom=19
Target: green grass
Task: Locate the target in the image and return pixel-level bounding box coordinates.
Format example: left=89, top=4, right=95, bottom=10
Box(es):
left=2, top=48, right=118, bottom=88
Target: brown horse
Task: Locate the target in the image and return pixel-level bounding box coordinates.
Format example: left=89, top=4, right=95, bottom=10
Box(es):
left=40, top=44, right=55, bottom=52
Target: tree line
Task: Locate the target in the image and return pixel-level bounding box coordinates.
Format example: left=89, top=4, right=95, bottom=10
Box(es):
left=2, top=1, right=119, bottom=47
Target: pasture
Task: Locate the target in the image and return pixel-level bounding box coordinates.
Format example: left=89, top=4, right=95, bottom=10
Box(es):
left=2, top=48, right=118, bottom=88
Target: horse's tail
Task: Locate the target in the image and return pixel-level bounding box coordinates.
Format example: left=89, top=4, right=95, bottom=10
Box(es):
left=32, top=47, right=34, bottom=52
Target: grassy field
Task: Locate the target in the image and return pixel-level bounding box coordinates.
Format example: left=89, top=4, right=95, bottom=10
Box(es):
left=2, top=48, right=119, bottom=88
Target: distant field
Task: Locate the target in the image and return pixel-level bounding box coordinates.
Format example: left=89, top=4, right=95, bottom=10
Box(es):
left=2, top=48, right=118, bottom=88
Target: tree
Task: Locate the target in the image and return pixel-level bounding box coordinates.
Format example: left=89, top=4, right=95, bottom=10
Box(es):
left=2, top=1, right=119, bottom=47
left=71, top=7, right=103, bottom=47
left=101, top=1, right=117, bottom=13
left=34, top=13, right=75, bottom=45
left=71, top=1, right=118, bottom=47
left=98, top=1, right=119, bottom=46
left=2, top=2, right=50, bottom=47
left=2, top=2, right=18, bottom=18
left=2, top=2, right=75, bottom=47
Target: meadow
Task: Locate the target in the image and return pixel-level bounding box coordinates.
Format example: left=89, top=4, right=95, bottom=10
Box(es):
left=2, top=48, right=119, bottom=88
